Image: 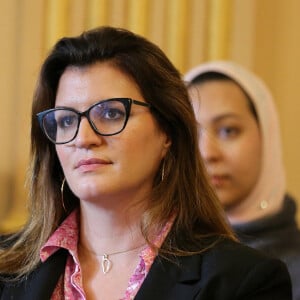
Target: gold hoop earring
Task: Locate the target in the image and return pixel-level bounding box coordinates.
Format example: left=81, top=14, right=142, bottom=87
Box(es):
left=161, top=160, right=165, bottom=182
left=60, top=178, right=67, bottom=212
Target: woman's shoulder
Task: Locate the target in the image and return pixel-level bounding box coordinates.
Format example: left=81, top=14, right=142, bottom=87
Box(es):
left=202, top=237, right=288, bottom=269
left=197, top=237, right=292, bottom=298
left=0, top=248, right=68, bottom=299
left=206, top=237, right=272, bottom=258
left=141, top=238, right=292, bottom=299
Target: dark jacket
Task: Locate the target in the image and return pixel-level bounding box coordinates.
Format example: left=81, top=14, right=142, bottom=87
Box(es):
left=233, top=195, right=300, bottom=300
left=0, top=238, right=292, bottom=299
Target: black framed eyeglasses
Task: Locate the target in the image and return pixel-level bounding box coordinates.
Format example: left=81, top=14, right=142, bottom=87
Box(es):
left=37, top=98, right=151, bottom=144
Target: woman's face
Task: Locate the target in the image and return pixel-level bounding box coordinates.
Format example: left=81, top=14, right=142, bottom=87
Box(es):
left=55, top=62, right=171, bottom=207
left=189, top=80, right=262, bottom=211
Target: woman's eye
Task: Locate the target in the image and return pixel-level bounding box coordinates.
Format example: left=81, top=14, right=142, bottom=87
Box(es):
left=94, top=107, right=125, bottom=121
left=57, top=115, right=77, bottom=128
left=103, top=108, right=124, bottom=120
left=218, top=126, right=240, bottom=139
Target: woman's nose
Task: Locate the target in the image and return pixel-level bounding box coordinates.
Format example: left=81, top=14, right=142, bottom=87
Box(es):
left=199, top=130, right=222, bottom=163
left=73, top=117, right=103, bottom=148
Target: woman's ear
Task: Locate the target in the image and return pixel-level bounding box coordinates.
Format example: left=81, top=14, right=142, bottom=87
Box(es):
left=161, top=134, right=172, bottom=157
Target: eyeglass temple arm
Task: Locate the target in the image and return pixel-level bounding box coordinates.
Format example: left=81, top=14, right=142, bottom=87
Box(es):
left=132, top=100, right=151, bottom=108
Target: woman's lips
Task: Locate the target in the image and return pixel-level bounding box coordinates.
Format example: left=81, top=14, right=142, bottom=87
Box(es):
left=75, top=158, right=111, bottom=171
left=210, top=175, right=229, bottom=187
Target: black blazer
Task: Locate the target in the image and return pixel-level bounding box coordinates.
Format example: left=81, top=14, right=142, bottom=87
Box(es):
left=0, top=239, right=292, bottom=300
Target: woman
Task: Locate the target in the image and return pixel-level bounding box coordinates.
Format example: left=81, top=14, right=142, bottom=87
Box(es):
left=185, top=60, right=300, bottom=300
left=0, top=28, right=291, bottom=299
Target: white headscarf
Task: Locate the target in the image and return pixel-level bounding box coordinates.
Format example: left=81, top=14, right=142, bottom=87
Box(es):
left=184, top=60, right=286, bottom=223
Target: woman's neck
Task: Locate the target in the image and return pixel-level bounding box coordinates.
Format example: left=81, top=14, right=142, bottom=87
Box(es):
left=78, top=199, right=146, bottom=255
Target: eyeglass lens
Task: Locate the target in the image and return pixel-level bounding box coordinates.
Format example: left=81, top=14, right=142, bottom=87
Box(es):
left=42, top=100, right=128, bottom=143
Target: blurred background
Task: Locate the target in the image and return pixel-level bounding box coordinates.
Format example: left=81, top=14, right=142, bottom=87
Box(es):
left=1, top=0, right=299, bottom=231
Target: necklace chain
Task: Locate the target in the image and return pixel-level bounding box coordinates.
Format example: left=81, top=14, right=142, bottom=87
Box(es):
left=79, top=243, right=145, bottom=274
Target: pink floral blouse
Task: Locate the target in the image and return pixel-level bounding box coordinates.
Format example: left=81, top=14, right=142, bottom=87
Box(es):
left=40, top=210, right=172, bottom=300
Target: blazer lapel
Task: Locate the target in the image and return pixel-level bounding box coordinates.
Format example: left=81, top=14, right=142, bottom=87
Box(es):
left=135, top=254, right=203, bottom=300
left=1, top=248, right=68, bottom=300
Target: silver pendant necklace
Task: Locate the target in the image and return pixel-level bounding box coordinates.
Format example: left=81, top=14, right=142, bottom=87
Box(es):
left=101, top=254, right=111, bottom=274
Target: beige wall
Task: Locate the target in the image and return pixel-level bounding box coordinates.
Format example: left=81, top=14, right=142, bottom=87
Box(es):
left=254, top=1, right=300, bottom=218
left=0, top=0, right=299, bottom=231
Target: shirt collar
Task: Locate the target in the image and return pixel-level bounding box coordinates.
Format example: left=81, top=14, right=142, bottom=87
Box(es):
left=40, top=210, right=79, bottom=262
left=40, top=209, right=174, bottom=265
